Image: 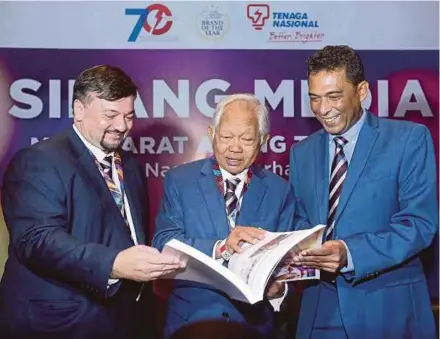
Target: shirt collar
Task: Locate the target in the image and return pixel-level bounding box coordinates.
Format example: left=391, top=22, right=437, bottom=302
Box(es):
left=73, top=124, right=114, bottom=163
left=328, top=108, right=367, bottom=145
left=219, top=167, right=248, bottom=183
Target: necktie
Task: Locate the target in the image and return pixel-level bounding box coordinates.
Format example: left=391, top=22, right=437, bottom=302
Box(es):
left=96, top=153, right=128, bottom=226
left=101, top=155, right=113, bottom=178
left=224, top=177, right=241, bottom=228
left=327, top=136, right=348, bottom=239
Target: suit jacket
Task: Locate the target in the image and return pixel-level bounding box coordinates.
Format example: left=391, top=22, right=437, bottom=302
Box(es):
left=0, top=128, right=154, bottom=339
left=153, top=158, right=294, bottom=339
left=289, top=112, right=438, bottom=339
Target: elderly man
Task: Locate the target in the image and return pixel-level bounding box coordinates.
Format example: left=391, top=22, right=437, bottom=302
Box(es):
left=153, top=93, right=294, bottom=338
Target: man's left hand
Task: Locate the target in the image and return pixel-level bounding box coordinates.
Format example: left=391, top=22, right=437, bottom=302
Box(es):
left=293, top=240, right=347, bottom=273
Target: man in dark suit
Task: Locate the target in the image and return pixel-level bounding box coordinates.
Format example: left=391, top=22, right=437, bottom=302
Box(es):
left=0, top=65, right=184, bottom=339
left=289, top=46, right=438, bottom=338
left=153, top=93, right=294, bottom=339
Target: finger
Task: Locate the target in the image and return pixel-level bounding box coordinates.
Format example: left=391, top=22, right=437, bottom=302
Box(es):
left=146, top=254, right=183, bottom=266
left=226, top=237, right=254, bottom=254
left=242, top=227, right=266, bottom=239
left=299, top=246, right=333, bottom=257
left=139, top=269, right=176, bottom=281
left=232, top=231, right=263, bottom=247
left=294, top=255, right=338, bottom=266
left=147, top=267, right=182, bottom=278
left=300, top=261, right=339, bottom=272
left=228, top=242, right=243, bottom=254
left=158, top=268, right=184, bottom=277
left=141, top=263, right=183, bottom=275
left=298, top=261, right=328, bottom=269
left=227, top=237, right=254, bottom=253
left=313, top=262, right=339, bottom=272
left=294, top=254, right=338, bottom=265
left=144, top=270, right=165, bottom=280
left=233, top=227, right=266, bottom=240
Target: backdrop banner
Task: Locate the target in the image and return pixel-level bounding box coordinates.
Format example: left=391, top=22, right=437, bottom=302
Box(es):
left=0, top=1, right=438, bottom=298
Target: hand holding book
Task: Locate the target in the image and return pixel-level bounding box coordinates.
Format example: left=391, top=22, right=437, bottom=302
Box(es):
left=161, top=224, right=326, bottom=304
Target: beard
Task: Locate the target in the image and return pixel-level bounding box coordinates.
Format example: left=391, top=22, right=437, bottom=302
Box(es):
left=100, top=130, right=125, bottom=152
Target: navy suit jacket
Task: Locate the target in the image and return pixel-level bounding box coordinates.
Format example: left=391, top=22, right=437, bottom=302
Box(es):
left=0, top=128, right=154, bottom=339
left=289, top=112, right=438, bottom=339
left=153, top=158, right=294, bottom=339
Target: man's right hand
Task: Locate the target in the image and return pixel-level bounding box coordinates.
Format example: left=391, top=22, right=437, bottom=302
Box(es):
left=111, top=245, right=185, bottom=282
left=220, top=226, right=266, bottom=256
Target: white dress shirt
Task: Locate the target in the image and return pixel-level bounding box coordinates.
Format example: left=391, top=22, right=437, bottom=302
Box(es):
left=212, top=166, right=287, bottom=311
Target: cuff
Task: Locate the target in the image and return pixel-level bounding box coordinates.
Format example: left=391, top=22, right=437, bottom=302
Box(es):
left=339, top=240, right=354, bottom=273
left=107, top=278, right=119, bottom=287
left=106, top=278, right=121, bottom=297
left=213, top=239, right=226, bottom=264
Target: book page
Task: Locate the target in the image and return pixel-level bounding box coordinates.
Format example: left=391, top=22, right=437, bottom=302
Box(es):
left=160, top=224, right=325, bottom=304
left=227, top=224, right=326, bottom=298
left=162, top=240, right=260, bottom=304
left=273, top=227, right=325, bottom=282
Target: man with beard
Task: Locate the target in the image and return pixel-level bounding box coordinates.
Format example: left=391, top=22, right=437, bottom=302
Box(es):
left=0, top=65, right=184, bottom=339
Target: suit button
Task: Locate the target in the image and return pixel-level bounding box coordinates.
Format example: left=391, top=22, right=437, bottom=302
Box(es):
left=221, top=312, right=230, bottom=322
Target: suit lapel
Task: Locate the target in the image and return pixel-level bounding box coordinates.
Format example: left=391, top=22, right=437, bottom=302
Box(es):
left=335, top=112, right=379, bottom=222
left=237, top=166, right=268, bottom=224
left=122, top=157, right=146, bottom=245
left=66, top=129, right=134, bottom=235
left=198, top=160, right=230, bottom=239
left=315, top=131, right=330, bottom=224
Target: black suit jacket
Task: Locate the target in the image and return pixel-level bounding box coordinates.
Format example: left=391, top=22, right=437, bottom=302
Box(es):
left=0, top=127, right=154, bottom=339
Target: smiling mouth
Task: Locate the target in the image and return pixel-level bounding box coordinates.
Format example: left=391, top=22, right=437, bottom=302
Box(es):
left=107, top=132, right=124, bottom=139
left=323, top=114, right=340, bottom=123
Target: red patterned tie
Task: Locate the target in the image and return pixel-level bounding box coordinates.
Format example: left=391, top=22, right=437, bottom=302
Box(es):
left=327, top=136, right=348, bottom=239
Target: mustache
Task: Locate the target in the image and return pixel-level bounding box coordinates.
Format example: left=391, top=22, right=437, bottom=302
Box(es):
left=105, top=130, right=125, bottom=136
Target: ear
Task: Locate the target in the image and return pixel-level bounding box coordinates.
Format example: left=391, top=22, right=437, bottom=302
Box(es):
left=208, top=126, right=214, bottom=143
left=357, top=81, right=369, bottom=102
left=73, top=99, right=85, bottom=122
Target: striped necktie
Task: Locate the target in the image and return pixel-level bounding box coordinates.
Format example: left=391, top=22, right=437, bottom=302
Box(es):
left=327, top=136, right=348, bottom=239
left=97, top=153, right=128, bottom=225
left=224, top=177, right=241, bottom=228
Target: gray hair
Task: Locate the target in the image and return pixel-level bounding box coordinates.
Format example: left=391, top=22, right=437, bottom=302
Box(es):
left=211, top=93, right=270, bottom=142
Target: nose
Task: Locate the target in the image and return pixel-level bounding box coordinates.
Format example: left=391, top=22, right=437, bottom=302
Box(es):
left=229, top=137, right=243, bottom=153
left=113, top=114, right=128, bottom=132
left=317, top=98, right=333, bottom=117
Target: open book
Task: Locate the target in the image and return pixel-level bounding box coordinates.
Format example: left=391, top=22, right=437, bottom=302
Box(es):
left=161, top=224, right=326, bottom=304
